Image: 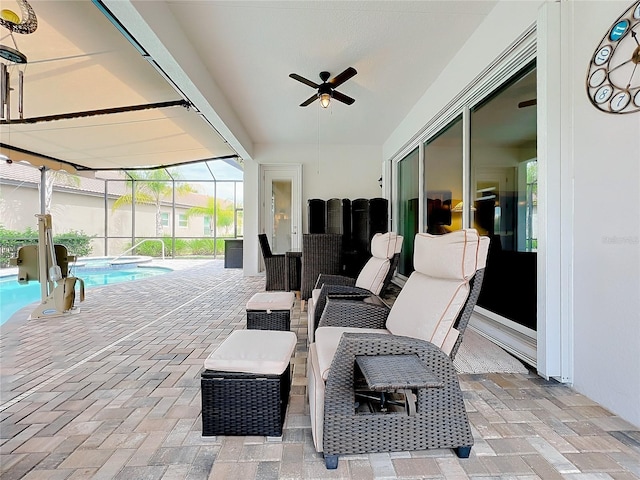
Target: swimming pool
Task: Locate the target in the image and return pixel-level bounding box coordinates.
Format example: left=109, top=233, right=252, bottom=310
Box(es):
left=0, top=261, right=171, bottom=325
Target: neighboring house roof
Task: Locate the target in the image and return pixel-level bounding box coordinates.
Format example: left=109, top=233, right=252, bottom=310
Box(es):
left=0, top=162, right=238, bottom=210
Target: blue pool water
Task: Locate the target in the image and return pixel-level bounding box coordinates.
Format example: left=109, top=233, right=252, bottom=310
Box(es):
left=0, top=265, right=170, bottom=325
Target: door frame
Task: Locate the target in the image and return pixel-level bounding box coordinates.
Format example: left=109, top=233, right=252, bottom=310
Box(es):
left=260, top=164, right=303, bottom=255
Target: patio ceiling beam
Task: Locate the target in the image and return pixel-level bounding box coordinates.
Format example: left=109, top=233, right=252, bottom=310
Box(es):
left=0, top=100, right=190, bottom=125
left=0, top=142, right=240, bottom=173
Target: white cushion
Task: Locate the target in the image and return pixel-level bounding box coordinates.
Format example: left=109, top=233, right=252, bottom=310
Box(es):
left=477, top=235, right=490, bottom=271
left=246, top=291, right=295, bottom=311
left=385, top=272, right=470, bottom=350
left=314, top=326, right=390, bottom=381
left=413, top=229, right=480, bottom=280
left=354, top=256, right=390, bottom=295
left=308, top=343, right=325, bottom=452
left=203, top=330, right=296, bottom=375
left=370, top=232, right=403, bottom=259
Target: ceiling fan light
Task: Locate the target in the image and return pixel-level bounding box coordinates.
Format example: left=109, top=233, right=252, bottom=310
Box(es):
left=319, top=92, right=331, bottom=108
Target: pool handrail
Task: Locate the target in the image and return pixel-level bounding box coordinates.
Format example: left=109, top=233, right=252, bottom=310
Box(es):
left=113, top=239, right=165, bottom=263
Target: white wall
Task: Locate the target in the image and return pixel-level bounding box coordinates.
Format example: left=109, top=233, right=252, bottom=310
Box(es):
left=254, top=143, right=383, bottom=212
left=243, top=143, right=383, bottom=275
left=563, top=0, right=640, bottom=427
left=384, top=0, right=640, bottom=427
left=243, top=158, right=260, bottom=276
left=384, top=0, right=545, bottom=160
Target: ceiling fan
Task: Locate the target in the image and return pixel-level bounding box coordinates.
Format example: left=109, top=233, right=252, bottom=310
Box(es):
left=289, top=67, right=357, bottom=108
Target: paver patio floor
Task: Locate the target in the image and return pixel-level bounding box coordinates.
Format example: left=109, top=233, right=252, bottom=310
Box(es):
left=1, top=259, right=639, bottom=479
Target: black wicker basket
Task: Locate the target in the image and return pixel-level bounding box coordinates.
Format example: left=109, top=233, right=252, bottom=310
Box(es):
left=201, top=364, right=291, bottom=437
left=246, top=309, right=291, bottom=331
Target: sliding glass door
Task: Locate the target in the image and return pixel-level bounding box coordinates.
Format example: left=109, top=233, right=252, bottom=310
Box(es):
left=393, top=63, right=537, bottom=337
left=424, top=116, right=463, bottom=235
left=397, top=148, right=419, bottom=277
left=470, top=65, right=537, bottom=331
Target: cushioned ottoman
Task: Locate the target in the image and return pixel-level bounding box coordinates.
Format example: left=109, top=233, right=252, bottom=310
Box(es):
left=201, top=329, right=297, bottom=437
left=246, top=291, right=295, bottom=331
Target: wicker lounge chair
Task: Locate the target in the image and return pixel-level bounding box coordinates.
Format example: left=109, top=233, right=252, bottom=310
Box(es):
left=258, top=234, right=287, bottom=291
left=300, top=233, right=343, bottom=302
left=307, top=229, right=489, bottom=468
left=307, top=232, right=403, bottom=343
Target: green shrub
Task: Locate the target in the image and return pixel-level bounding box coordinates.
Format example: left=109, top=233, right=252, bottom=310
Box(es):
left=0, top=226, right=93, bottom=267
left=189, top=238, right=216, bottom=255
left=173, top=238, right=191, bottom=256
left=54, top=230, right=93, bottom=257
left=132, top=238, right=169, bottom=257
left=215, top=239, right=226, bottom=255
left=127, top=236, right=232, bottom=258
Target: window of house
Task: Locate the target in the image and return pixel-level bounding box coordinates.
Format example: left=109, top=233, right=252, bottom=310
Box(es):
left=178, top=214, right=188, bottom=228
left=160, top=212, right=169, bottom=227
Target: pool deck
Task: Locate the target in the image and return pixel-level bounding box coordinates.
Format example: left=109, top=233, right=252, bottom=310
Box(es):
left=1, top=259, right=639, bottom=479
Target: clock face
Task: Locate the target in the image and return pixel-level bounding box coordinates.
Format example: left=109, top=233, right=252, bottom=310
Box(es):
left=586, top=2, right=640, bottom=114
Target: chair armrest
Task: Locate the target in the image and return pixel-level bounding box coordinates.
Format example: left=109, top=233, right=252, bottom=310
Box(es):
left=311, top=284, right=374, bottom=334
left=315, top=274, right=356, bottom=289
left=285, top=251, right=302, bottom=291
left=264, top=255, right=287, bottom=291
left=322, top=332, right=472, bottom=458
left=318, top=296, right=389, bottom=330
left=450, top=268, right=485, bottom=360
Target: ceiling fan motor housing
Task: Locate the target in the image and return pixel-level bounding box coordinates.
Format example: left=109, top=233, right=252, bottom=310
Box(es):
left=318, top=83, right=333, bottom=97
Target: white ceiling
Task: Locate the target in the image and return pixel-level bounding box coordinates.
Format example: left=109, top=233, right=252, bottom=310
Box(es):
left=165, top=0, right=498, bottom=146
left=0, top=0, right=540, bottom=172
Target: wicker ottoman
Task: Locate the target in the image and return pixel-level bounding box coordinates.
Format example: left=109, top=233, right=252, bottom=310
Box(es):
left=201, top=329, right=297, bottom=437
left=246, top=291, right=295, bottom=331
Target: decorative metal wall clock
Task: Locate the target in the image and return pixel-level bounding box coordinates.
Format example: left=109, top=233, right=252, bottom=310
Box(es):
left=586, top=1, right=640, bottom=114
left=0, top=0, right=38, bottom=63
left=0, top=0, right=37, bottom=120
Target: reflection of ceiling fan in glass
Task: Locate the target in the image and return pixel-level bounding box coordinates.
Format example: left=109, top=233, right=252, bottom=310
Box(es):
left=518, top=99, right=537, bottom=108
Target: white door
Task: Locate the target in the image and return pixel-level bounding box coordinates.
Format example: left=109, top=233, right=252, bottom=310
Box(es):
left=261, top=165, right=302, bottom=254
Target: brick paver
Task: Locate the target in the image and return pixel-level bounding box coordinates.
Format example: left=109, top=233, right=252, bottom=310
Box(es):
left=1, top=259, right=639, bottom=479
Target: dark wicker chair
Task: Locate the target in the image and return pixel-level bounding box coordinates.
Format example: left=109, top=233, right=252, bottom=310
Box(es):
left=314, top=332, right=474, bottom=469
left=300, top=234, right=343, bottom=301
left=314, top=251, right=400, bottom=296
left=258, top=234, right=287, bottom=291
left=308, top=230, right=490, bottom=468
left=308, top=250, right=401, bottom=342
left=318, top=267, right=485, bottom=360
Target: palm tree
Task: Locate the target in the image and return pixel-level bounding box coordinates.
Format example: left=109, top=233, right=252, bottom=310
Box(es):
left=41, top=169, right=81, bottom=214
left=112, top=169, right=195, bottom=237
left=185, top=197, right=235, bottom=236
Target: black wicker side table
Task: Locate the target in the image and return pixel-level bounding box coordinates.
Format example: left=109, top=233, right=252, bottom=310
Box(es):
left=355, top=354, right=444, bottom=416
left=201, top=330, right=297, bottom=437
left=246, top=291, right=295, bottom=331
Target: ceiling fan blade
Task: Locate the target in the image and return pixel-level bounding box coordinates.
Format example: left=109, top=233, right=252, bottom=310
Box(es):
left=329, top=67, right=357, bottom=88
left=300, top=94, right=318, bottom=107
left=518, top=98, right=537, bottom=108
left=289, top=73, right=319, bottom=89
left=332, top=90, right=355, bottom=105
